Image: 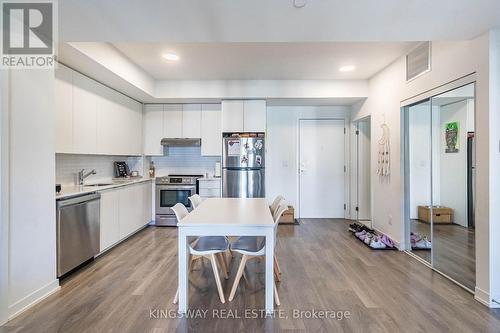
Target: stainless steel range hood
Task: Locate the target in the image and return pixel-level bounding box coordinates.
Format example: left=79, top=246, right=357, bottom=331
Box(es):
left=161, top=138, right=201, bottom=147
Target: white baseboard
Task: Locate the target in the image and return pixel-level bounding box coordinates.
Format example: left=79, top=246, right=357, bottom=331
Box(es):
left=474, top=286, right=496, bottom=307
left=8, top=279, right=60, bottom=320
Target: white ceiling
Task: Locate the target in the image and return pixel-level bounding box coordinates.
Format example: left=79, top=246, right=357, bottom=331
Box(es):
left=112, top=42, right=416, bottom=80
left=59, top=0, right=500, bottom=43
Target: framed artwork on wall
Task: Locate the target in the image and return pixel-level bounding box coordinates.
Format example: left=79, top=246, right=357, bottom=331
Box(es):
left=445, top=121, right=459, bottom=153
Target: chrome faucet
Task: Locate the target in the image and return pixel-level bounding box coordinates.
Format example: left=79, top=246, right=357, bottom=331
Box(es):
left=78, top=169, right=96, bottom=185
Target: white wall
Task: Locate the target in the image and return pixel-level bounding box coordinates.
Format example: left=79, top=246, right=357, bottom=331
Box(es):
left=488, top=29, right=500, bottom=307
left=0, top=70, right=8, bottom=324
left=266, top=106, right=350, bottom=216
left=351, top=34, right=495, bottom=306
left=5, top=70, right=59, bottom=319
left=155, top=80, right=368, bottom=101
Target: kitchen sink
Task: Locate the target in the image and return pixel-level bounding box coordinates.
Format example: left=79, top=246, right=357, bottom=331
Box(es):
left=83, top=183, right=114, bottom=187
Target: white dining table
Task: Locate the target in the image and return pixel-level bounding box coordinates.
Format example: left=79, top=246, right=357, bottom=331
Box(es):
left=177, top=197, right=276, bottom=314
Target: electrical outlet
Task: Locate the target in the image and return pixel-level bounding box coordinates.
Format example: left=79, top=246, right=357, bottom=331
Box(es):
left=388, top=214, right=393, bottom=225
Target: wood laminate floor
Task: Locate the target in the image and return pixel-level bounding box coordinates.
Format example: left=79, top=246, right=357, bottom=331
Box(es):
left=2, top=219, right=499, bottom=333
left=410, top=219, right=475, bottom=290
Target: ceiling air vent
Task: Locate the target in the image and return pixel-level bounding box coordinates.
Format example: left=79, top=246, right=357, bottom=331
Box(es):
left=406, top=42, right=431, bottom=82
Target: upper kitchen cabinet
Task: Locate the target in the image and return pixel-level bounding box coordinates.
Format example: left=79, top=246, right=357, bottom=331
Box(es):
left=201, top=104, right=222, bottom=156
left=55, top=64, right=74, bottom=153
left=243, top=100, right=266, bottom=132
left=221, top=100, right=266, bottom=133
left=116, top=92, right=143, bottom=155
left=55, top=65, right=143, bottom=156
left=221, top=100, right=244, bottom=132
left=72, top=71, right=98, bottom=154
left=96, top=82, right=119, bottom=155
left=163, top=104, right=183, bottom=138
left=143, top=104, right=164, bottom=156
left=182, top=104, right=202, bottom=138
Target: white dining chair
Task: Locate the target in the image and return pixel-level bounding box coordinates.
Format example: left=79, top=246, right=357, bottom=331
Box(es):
left=172, top=203, right=229, bottom=304
left=188, top=194, right=203, bottom=209
left=228, top=203, right=288, bottom=305
left=270, top=195, right=285, bottom=216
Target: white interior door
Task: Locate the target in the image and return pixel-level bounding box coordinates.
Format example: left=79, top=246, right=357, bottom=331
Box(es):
left=299, top=119, right=345, bottom=218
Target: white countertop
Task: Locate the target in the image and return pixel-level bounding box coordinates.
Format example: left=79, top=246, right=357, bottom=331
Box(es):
left=56, top=177, right=154, bottom=200
left=198, top=176, right=222, bottom=181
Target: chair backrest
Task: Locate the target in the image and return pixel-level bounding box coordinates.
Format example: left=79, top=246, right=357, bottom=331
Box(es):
left=171, top=203, right=189, bottom=223
left=272, top=203, right=288, bottom=245
left=273, top=203, right=288, bottom=225
left=188, top=194, right=203, bottom=209
left=270, top=195, right=285, bottom=215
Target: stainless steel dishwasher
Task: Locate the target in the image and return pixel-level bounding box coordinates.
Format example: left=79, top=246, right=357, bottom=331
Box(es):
left=56, top=192, right=100, bottom=277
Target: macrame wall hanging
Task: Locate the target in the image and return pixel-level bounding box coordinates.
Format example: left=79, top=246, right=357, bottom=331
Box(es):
left=377, top=120, right=390, bottom=176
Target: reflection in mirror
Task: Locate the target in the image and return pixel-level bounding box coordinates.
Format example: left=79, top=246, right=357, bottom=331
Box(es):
left=355, top=117, right=372, bottom=228
left=431, top=83, right=475, bottom=290
left=406, top=99, right=433, bottom=264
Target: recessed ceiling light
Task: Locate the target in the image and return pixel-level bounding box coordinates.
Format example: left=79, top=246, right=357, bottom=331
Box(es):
left=339, top=65, right=356, bottom=72
left=162, top=53, right=180, bottom=61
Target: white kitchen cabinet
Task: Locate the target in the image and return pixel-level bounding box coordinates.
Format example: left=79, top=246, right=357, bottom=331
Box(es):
left=72, top=71, right=98, bottom=154
left=182, top=104, right=201, bottom=138
left=221, top=100, right=244, bottom=132
left=243, top=100, right=266, bottom=132
left=98, top=181, right=152, bottom=253
left=201, top=104, right=222, bottom=156
left=221, top=100, right=266, bottom=133
left=118, top=183, right=143, bottom=238
left=55, top=65, right=143, bottom=156
left=99, top=189, right=120, bottom=252
left=143, top=104, right=164, bottom=155
left=119, top=184, right=144, bottom=238
left=118, top=185, right=134, bottom=239
left=96, top=82, right=119, bottom=155
left=198, top=178, right=222, bottom=198
left=163, top=104, right=183, bottom=138
left=96, top=84, right=142, bottom=156
left=55, top=64, right=74, bottom=153
left=118, top=94, right=143, bottom=155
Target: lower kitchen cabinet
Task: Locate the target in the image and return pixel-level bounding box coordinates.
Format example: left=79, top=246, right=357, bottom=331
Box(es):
left=99, top=181, right=153, bottom=252
left=198, top=178, right=221, bottom=198
left=99, top=189, right=120, bottom=251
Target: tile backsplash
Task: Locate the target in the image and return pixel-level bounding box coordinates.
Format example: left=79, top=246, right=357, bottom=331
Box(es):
left=56, top=147, right=221, bottom=185
left=150, top=146, right=221, bottom=177
left=56, top=154, right=143, bottom=185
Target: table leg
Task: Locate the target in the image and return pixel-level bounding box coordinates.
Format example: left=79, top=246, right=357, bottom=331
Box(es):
left=178, top=228, right=189, bottom=313
left=265, top=229, right=274, bottom=314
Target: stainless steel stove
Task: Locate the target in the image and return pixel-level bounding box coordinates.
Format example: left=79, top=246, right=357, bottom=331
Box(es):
left=154, top=174, right=203, bottom=226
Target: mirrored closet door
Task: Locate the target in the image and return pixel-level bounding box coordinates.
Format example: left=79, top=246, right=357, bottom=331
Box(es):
left=403, top=82, right=476, bottom=291
left=430, top=83, right=476, bottom=290
left=404, top=99, right=433, bottom=264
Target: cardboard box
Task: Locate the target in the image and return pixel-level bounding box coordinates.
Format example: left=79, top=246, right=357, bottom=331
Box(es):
left=417, top=205, right=453, bottom=224
left=279, top=206, right=295, bottom=224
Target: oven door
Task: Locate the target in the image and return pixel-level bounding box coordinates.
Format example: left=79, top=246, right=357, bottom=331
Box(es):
left=155, top=185, right=196, bottom=216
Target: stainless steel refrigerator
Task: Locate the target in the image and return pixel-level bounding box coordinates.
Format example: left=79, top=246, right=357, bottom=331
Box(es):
left=222, top=134, right=265, bottom=198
